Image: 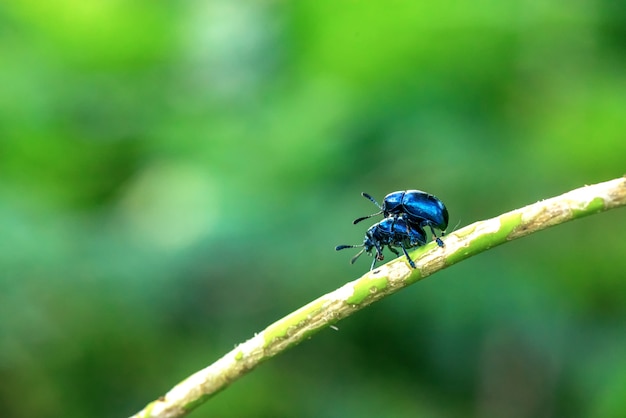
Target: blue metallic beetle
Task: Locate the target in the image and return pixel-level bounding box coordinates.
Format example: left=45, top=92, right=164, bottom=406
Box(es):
left=353, top=190, right=449, bottom=247
left=335, top=217, right=427, bottom=270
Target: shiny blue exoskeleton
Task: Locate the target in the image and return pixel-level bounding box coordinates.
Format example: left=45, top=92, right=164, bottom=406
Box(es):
left=335, top=217, right=427, bottom=270
left=353, top=190, right=449, bottom=247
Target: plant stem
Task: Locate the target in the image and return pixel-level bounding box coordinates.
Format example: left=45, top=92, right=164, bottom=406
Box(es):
left=131, top=175, right=626, bottom=418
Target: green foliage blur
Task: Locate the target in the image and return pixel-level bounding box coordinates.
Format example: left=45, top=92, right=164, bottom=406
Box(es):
left=1, top=1, right=625, bottom=417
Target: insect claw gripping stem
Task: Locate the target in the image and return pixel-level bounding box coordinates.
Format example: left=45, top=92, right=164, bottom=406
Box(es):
left=427, top=224, right=445, bottom=247
left=399, top=242, right=416, bottom=268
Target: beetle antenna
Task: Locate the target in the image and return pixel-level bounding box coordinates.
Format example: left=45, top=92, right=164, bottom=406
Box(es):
left=450, top=219, right=462, bottom=233
left=350, top=248, right=366, bottom=264
left=353, top=192, right=384, bottom=224
left=335, top=244, right=361, bottom=251
left=335, top=244, right=363, bottom=251
left=353, top=212, right=382, bottom=225
left=336, top=245, right=370, bottom=265
left=361, top=192, right=383, bottom=209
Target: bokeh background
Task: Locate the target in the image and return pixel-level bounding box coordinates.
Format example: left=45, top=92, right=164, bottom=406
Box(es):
left=1, top=1, right=625, bottom=417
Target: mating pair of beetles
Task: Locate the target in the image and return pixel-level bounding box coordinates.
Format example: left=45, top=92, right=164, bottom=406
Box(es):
left=336, top=190, right=449, bottom=270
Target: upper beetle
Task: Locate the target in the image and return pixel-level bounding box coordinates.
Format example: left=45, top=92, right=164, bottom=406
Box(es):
left=353, top=190, right=449, bottom=247
left=336, top=216, right=427, bottom=270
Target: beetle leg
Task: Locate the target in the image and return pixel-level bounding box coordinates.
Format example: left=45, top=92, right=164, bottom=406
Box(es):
left=373, top=240, right=385, bottom=260
left=370, top=256, right=378, bottom=270
left=427, top=224, right=445, bottom=247
left=390, top=214, right=398, bottom=229
left=399, top=242, right=416, bottom=269
left=387, top=245, right=400, bottom=256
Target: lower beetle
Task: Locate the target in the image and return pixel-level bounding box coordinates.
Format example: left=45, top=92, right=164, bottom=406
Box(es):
left=353, top=190, right=449, bottom=247
left=336, top=217, right=427, bottom=270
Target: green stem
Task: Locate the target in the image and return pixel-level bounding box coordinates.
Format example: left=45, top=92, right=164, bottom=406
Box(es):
left=131, top=175, right=626, bottom=418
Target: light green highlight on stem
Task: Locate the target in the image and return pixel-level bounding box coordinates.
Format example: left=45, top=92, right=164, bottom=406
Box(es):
left=263, top=300, right=325, bottom=346
left=572, top=197, right=605, bottom=218
left=346, top=276, right=389, bottom=305
left=446, top=212, right=521, bottom=266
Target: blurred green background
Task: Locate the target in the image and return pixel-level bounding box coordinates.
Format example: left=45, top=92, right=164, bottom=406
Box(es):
left=1, top=1, right=625, bottom=417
